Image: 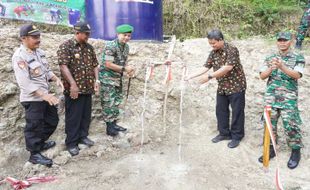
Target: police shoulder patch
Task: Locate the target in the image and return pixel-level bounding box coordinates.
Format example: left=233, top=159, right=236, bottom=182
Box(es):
left=17, top=61, right=27, bottom=69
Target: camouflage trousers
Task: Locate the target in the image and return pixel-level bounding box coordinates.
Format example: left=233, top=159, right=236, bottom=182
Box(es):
left=269, top=107, right=303, bottom=149
left=296, top=8, right=310, bottom=42
left=100, top=84, right=123, bottom=122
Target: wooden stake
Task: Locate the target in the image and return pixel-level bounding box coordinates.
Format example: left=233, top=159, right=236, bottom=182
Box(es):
left=263, top=108, right=272, bottom=168
left=163, top=35, right=176, bottom=133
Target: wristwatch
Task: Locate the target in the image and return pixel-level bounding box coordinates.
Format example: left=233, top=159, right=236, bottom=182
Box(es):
left=208, top=74, right=213, bottom=80
left=121, top=66, right=126, bottom=73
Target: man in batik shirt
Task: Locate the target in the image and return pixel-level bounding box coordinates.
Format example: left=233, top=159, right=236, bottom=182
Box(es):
left=186, top=29, right=247, bottom=149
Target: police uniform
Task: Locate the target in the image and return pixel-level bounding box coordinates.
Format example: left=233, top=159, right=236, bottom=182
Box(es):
left=296, top=0, right=310, bottom=49
left=12, top=24, right=58, bottom=165
left=99, top=24, right=133, bottom=136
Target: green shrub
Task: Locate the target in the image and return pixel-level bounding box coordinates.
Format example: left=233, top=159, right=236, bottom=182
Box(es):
left=163, top=0, right=306, bottom=39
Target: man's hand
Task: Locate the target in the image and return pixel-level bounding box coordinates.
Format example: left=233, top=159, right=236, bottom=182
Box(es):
left=165, top=60, right=172, bottom=65
left=55, top=77, right=64, bottom=92
left=198, top=75, right=210, bottom=84
left=94, top=81, right=100, bottom=96
left=70, top=83, right=79, bottom=99
left=272, top=57, right=284, bottom=70
left=42, top=94, right=59, bottom=106
left=125, top=65, right=135, bottom=78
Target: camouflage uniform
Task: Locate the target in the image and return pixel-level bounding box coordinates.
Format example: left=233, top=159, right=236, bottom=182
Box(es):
left=260, top=51, right=305, bottom=149
left=99, top=39, right=129, bottom=122
left=296, top=1, right=310, bottom=47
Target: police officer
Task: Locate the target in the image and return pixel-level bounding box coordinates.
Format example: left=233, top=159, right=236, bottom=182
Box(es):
left=57, top=21, right=99, bottom=156
left=12, top=24, right=63, bottom=167
left=296, top=0, right=310, bottom=49
left=99, top=24, right=135, bottom=136
left=258, top=31, right=305, bottom=169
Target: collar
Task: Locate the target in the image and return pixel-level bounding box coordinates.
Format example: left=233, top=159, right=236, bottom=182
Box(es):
left=20, top=44, right=36, bottom=54
left=115, top=39, right=126, bottom=47
left=277, top=49, right=293, bottom=58
left=72, top=37, right=87, bottom=47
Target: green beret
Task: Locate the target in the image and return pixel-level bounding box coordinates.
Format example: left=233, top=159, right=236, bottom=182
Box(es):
left=276, top=31, right=292, bottom=40
left=116, top=24, right=134, bottom=33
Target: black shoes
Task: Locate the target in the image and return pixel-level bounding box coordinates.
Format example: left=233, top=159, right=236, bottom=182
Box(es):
left=258, top=145, right=276, bottom=163
left=41, top=141, right=56, bottom=152
left=29, top=153, right=53, bottom=167
left=68, top=138, right=93, bottom=156
left=211, top=134, right=232, bottom=143
left=79, top=137, right=94, bottom=146
left=287, top=149, right=301, bottom=169
left=106, top=122, right=119, bottom=136
left=227, top=139, right=240, bottom=148
left=113, top=121, right=127, bottom=132
left=258, top=147, right=301, bottom=169
left=68, top=146, right=79, bottom=156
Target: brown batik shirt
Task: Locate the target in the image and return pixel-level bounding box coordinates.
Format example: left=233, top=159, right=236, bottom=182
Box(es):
left=204, top=42, right=246, bottom=95
left=57, top=38, right=99, bottom=94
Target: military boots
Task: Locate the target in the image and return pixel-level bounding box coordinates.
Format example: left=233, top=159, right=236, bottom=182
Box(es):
left=106, top=122, right=119, bottom=136
left=287, top=149, right=301, bottom=169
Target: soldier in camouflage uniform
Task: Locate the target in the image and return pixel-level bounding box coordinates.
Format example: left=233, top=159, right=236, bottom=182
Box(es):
left=296, top=0, right=310, bottom=49
left=258, top=31, right=305, bottom=169
left=99, top=24, right=135, bottom=136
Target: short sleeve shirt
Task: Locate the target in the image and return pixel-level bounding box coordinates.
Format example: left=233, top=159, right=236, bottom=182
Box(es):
left=57, top=38, right=99, bottom=94
left=204, top=42, right=246, bottom=95
left=99, top=39, right=129, bottom=86
left=260, top=51, right=305, bottom=110
left=12, top=45, right=53, bottom=102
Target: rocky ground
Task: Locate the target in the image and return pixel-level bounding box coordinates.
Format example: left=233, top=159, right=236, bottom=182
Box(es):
left=0, top=20, right=310, bottom=190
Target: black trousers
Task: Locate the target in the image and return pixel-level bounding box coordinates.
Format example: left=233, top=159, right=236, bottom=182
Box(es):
left=21, top=101, right=59, bottom=154
left=65, top=94, right=92, bottom=148
left=216, top=91, right=245, bottom=140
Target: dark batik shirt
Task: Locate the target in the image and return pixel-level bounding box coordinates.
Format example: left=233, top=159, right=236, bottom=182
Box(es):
left=204, top=42, right=246, bottom=95
left=57, top=38, right=99, bottom=94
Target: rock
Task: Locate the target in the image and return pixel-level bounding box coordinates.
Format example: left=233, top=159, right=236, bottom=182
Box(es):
left=129, top=132, right=151, bottom=147
left=3, top=65, right=13, bottom=72
left=112, top=139, right=131, bottom=149
left=23, top=161, right=33, bottom=170
left=4, top=83, right=18, bottom=95
left=45, top=145, right=63, bottom=159
left=96, top=151, right=105, bottom=158
left=53, top=155, right=70, bottom=165
left=0, top=122, right=8, bottom=129
left=78, top=144, right=89, bottom=150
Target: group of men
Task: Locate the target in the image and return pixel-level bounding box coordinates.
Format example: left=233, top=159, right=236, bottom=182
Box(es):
left=12, top=2, right=308, bottom=169
left=12, top=22, right=134, bottom=166
left=186, top=29, right=305, bottom=170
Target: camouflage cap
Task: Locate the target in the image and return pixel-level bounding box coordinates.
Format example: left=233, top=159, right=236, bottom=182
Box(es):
left=116, top=24, right=134, bottom=33
left=276, top=31, right=292, bottom=40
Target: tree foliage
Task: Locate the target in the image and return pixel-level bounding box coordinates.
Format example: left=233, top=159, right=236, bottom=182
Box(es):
left=163, top=0, right=308, bottom=39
